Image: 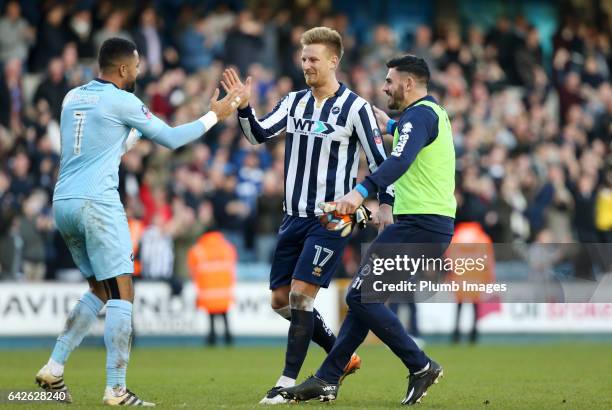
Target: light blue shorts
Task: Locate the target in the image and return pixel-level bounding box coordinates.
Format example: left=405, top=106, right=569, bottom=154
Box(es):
left=53, top=199, right=134, bottom=281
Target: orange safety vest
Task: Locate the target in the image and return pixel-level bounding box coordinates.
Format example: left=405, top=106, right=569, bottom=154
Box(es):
left=128, top=218, right=144, bottom=276
left=446, top=222, right=495, bottom=303
left=187, top=231, right=237, bottom=314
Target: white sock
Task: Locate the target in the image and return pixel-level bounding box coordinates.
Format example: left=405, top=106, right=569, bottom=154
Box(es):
left=106, top=386, right=127, bottom=397
left=46, top=358, right=64, bottom=377
left=276, top=375, right=295, bottom=388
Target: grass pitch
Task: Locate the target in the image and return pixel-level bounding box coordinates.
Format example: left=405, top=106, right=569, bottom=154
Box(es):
left=1, top=343, right=610, bottom=409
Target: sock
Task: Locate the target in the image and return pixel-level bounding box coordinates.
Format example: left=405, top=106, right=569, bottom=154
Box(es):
left=282, top=309, right=314, bottom=379
left=275, top=306, right=337, bottom=353
left=275, top=375, right=295, bottom=388
left=282, top=292, right=315, bottom=379
left=316, top=310, right=369, bottom=384
left=104, top=299, right=133, bottom=389
left=46, top=358, right=64, bottom=377
left=50, top=292, right=104, bottom=371
left=105, top=386, right=126, bottom=397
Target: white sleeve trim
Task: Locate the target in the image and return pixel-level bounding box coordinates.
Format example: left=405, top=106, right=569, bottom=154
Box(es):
left=199, top=111, right=218, bottom=131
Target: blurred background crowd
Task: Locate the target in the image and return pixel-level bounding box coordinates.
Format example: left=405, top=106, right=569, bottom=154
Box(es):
left=0, top=0, right=611, bottom=284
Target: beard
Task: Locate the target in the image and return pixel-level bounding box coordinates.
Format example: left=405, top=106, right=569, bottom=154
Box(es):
left=386, top=88, right=403, bottom=110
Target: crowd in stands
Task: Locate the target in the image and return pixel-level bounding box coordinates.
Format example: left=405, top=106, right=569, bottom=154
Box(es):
left=0, top=1, right=610, bottom=282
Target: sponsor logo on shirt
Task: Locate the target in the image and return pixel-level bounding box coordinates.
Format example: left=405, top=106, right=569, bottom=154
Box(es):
left=392, top=122, right=412, bottom=157
left=402, top=122, right=413, bottom=134
left=288, top=117, right=335, bottom=137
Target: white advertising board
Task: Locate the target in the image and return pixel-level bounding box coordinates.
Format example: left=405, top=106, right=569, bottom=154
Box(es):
left=1, top=282, right=611, bottom=336
left=0, top=282, right=339, bottom=336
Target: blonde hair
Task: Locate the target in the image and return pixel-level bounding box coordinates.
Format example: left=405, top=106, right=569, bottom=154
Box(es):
left=300, top=27, right=344, bottom=60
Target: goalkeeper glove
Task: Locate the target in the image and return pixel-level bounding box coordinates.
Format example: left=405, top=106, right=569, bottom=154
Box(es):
left=318, top=202, right=372, bottom=237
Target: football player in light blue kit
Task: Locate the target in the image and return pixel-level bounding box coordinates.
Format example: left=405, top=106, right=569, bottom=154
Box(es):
left=35, top=38, right=245, bottom=406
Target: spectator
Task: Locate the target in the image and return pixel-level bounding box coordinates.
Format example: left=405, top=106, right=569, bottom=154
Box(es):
left=32, top=135, right=59, bottom=196
left=486, top=16, right=522, bottom=85
left=92, top=10, right=133, bottom=53
left=178, top=15, right=217, bottom=75
left=557, top=71, right=584, bottom=124
left=140, top=184, right=172, bottom=227
left=223, top=10, right=264, bottom=76
left=211, top=173, right=249, bottom=255
left=67, top=9, right=95, bottom=60
left=188, top=230, right=237, bottom=346
left=30, top=4, right=68, bottom=72
left=0, top=58, right=24, bottom=131
left=132, top=7, right=164, bottom=77
left=410, top=25, right=435, bottom=72
left=8, top=151, right=33, bottom=205
left=19, top=190, right=53, bottom=281
left=595, top=171, right=612, bottom=242
left=169, top=198, right=212, bottom=281
left=255, top=171, right=284, bottom=263
left=139, top=213, right=174, bottom=280
left=0, top=0, right=34, bottom=64
left=515, top=27, right=543, bottom=87
left=571, top=172, right=601, bottom=278
left=33, top=58, right=70, bottom=121
left=0, top=206, right=18, bottom=279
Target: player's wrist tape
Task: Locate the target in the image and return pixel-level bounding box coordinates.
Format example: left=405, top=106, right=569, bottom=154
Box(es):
left=355, top=184, right=369, bottom=198
left=199, top=111, right=218, bottom=130
left=386, top=119, right=396, bottom=135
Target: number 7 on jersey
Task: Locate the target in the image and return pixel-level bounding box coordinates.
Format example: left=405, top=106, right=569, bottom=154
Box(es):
left=73, top=111, right=86, bottom=154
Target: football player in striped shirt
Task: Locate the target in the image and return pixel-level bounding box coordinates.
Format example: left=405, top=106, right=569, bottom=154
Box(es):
left=34, top=38, right=246, bottom=406
left=222, top=26, right=394, bottom=404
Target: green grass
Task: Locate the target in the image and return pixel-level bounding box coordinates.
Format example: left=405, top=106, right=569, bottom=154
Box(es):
left=1, top=343, right=611, bottom=408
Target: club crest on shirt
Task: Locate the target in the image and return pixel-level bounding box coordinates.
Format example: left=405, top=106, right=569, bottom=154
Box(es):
left=141, top=104, right=152, bottom=119
left=331, top=106, right=340, bottom=115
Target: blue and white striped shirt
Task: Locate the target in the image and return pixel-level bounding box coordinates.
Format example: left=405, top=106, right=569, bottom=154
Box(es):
left=238, top=83, right=394, bottom=217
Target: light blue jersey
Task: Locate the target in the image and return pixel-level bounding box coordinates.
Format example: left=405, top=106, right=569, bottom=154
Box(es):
left=53, top=78, right=212, bottom=280
left=54, top=78, right=207, bottom=202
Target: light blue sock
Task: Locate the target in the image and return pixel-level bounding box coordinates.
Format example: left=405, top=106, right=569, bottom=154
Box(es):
left=50, top=291, right=104, bottom=365
left=104, top=299, right=133, bottom=389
